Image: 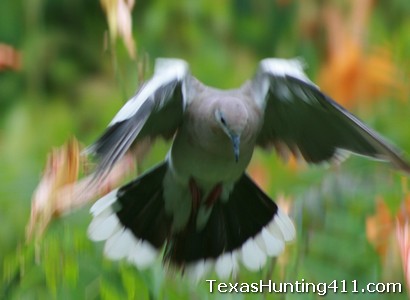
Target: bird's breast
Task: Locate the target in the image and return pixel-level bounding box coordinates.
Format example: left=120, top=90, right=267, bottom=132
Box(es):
left=169, top=124, right=254, bottom=188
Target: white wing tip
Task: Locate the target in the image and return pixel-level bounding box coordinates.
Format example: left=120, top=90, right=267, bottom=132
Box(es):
left=108, top=58, right=189, bottom=126
left=154, top=58, right=189, bottom=79
left=261, top=57, right=305, bottom=71
left=260, top=57, right=311, bottom=83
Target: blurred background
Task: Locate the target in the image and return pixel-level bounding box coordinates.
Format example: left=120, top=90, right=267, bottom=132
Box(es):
left=1, top=0, right=410, bottom=299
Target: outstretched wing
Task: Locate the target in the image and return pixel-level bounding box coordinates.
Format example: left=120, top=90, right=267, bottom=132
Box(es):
left=251, top=58, right=410, bottom=173
left=87, top=58, right=189, bottom=175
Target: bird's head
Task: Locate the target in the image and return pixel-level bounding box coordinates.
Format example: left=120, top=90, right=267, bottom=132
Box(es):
left=214, top=98, right=249, bottom=162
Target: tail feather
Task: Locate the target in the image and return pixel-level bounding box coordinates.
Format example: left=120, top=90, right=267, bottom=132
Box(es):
left=164, top=174, right=295, bottom=277
left=88, top=162, right=171, bottom=270
left=115, top=162, right=171, bottom=248
left=88, top=165, right=295, bottom=279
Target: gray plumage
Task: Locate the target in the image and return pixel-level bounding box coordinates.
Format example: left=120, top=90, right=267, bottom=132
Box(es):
left=87, top=58, right=410, bottom=279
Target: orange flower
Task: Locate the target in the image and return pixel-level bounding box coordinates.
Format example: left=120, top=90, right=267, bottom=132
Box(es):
left=247, top=159, right=271, bottom=191
left=366, top=181, right=410, bottom=289
left=317, top=0, right=404, bottom=108
left=26, top=138, right=136, bottom=241
left=0, top=43, right=21, bottom=71
left=100, top=0, right=136, bottom=59
left=366, top=196, right=394, bottom=258
left=26, top=138, right=80, bottom=240
left=396, top=220, right=410, bottom=292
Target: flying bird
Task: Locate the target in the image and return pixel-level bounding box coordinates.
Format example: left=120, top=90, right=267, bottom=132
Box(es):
left=87, top=58, right=410, bottom=280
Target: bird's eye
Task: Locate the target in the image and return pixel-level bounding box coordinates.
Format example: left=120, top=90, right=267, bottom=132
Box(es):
left=220, top=116, right=227, bottom=125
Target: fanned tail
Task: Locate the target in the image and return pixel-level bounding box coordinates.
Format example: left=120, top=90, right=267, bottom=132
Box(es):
left=164, top=174, right=295, bottom=279
left=88, top=166, right=295, bottom=279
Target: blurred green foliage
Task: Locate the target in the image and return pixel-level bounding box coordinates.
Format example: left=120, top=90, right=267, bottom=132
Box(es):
left=1, top=0, right=410, bottom=299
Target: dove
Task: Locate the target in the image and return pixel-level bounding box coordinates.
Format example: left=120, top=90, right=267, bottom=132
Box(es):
left=87, top=58, right=410, bottom=279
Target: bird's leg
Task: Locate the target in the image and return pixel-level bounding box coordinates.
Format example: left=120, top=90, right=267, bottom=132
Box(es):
left=189, top=178, right=201, bottom=216
left=204, top=183, right=222, bottom=208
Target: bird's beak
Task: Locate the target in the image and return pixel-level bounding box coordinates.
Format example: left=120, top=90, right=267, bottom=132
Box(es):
left=230, top=134, right=240, bottom=163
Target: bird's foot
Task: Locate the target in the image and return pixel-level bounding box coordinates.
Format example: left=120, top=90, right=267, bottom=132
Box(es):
left=189, top=178, right=201, bottom=215
left=205, top=183, right=222, bottom=208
